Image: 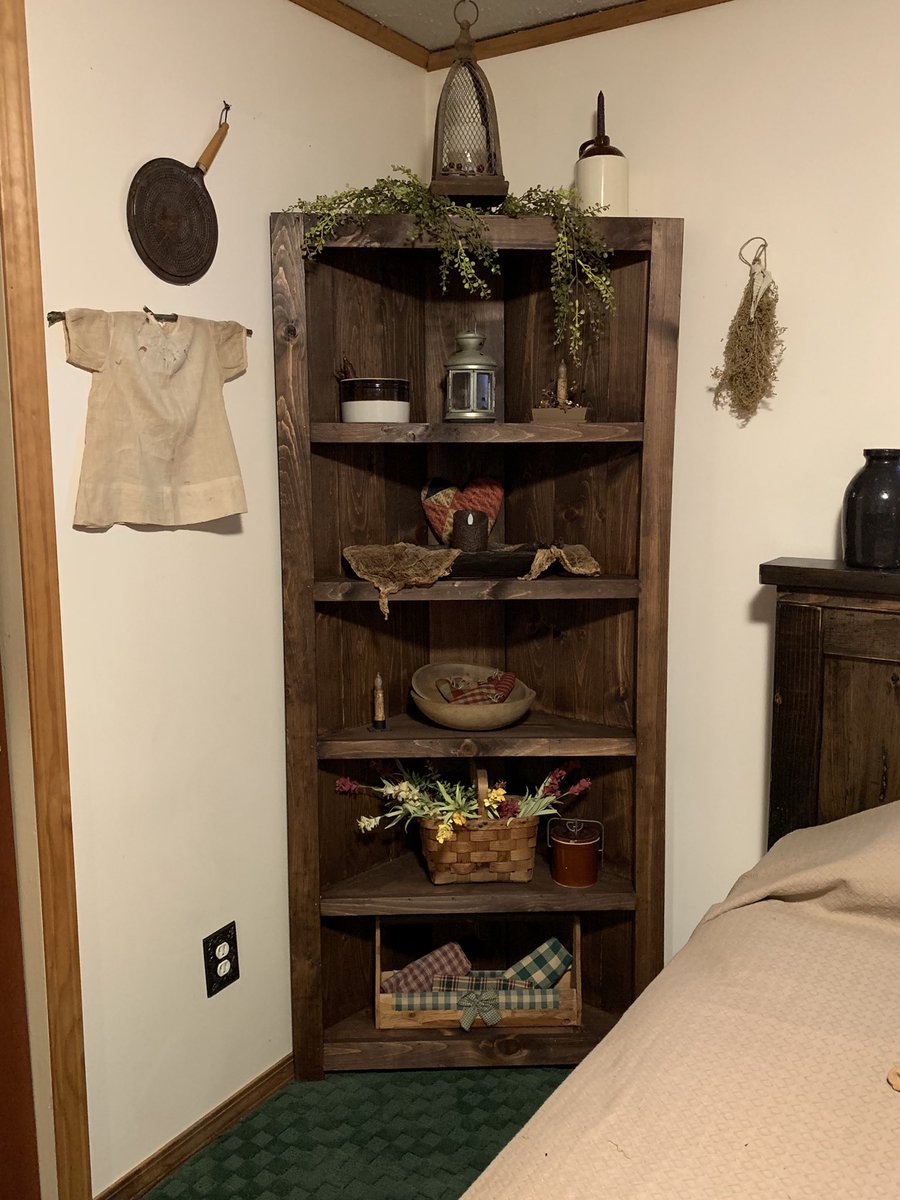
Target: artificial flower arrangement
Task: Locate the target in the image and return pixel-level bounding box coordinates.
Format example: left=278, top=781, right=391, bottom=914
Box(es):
left=336, top=760, right=591, bottom=846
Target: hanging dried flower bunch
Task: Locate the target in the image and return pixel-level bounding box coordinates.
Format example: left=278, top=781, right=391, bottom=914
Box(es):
left=712, top=237, right=785, bottom=423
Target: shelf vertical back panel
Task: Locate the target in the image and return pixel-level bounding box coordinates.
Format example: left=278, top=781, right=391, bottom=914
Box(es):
left=307, top=245, right=428, bottom=422
left=271, top=213, right=325, bottom=1079
left=502, top=251, right=556, bottom=421
left=606, top=252, right=650, bottom=423
left=424, top=270, right=505, bottom=421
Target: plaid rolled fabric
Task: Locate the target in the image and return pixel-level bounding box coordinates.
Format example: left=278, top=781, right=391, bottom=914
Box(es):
left=435, top=671, right=517, bottom=705
left=380, top=942, right=471, bottom=994
left=503, top=938, right=572, bottom=989
left=432, top=972, right=533, bottom=992
left=391, top=990, right=559, bottom=1012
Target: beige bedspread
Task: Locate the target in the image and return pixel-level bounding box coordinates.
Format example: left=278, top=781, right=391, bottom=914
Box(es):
left=464, top=802, right=900, bottom=1200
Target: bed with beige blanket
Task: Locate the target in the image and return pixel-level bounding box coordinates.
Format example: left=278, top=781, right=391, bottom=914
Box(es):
left=463, top=801, right=900, bottom=1200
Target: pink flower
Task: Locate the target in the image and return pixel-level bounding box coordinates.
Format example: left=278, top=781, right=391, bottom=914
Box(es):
left=335, top=776, right=360, bottom=794
left=543, top=767, right=567, bottom=797
left=494, top=779, right=506, bottom=790
left=497, top=797, right=520, bottom=818
left=568, top=777, right=591, bottom=796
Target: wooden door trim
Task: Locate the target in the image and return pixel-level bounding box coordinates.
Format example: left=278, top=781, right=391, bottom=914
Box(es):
left=0, top=2, right=91, bottom=1197
left=0, top=653, right=41, bottom=1200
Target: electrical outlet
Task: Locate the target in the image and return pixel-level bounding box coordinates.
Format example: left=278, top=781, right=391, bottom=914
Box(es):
left=203, top=920, right=239, bottom=997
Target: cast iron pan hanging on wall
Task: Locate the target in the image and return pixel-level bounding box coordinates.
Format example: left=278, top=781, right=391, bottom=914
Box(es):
left=127, top=103, right=230, bottom=285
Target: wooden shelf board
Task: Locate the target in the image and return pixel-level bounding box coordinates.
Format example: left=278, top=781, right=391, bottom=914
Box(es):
left=310, top=422, right=644, bottom=445
left=317, top=710, right=636, bottom=760
left=760, top=557, right=900, bottom=598
left=322, top=1002, right=619, bottom=1070
left=320, top=853, right=636, bottom=916
left=314, top=576, right=640, bottom=603
left=294, top=212, right=656, bottom=254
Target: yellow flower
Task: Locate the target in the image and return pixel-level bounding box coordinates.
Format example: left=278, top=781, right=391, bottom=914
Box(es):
left=486, top=787, right=506, bottom=807
left=436, top=823, right=454, bottom=843
left=451, top=810, right=467, bottom=826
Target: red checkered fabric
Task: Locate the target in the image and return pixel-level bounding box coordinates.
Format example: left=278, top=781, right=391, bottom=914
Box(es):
left=421, top=477, right=504, bottom=546
left=436, top=671, right=517, bottom=705
left=380, top=943, right=471, bottom=994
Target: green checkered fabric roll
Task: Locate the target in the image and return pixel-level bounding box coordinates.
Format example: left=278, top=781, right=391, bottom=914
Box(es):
left=432, top=972, right=533, bottom=992
left=502, top=938, right=572, bottom=988
left=391, top=989, right=560, bottom=1011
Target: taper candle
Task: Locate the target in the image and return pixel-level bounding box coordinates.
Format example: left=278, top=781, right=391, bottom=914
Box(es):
left=373, top=672, right=386, bottom=730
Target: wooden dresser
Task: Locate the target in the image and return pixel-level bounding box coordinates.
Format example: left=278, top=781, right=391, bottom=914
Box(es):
left=761, top=558, right=900, bottom=846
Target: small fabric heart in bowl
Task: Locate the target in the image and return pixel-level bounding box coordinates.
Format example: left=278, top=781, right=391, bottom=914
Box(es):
left=421, top=477, right=504, bottom=546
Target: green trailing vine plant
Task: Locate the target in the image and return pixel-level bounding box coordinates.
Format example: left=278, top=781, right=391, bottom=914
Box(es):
left=291, top=167, right=613, bottom=363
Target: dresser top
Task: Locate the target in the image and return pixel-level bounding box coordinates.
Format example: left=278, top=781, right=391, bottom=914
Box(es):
left=760, top=557, right=900, bottom=597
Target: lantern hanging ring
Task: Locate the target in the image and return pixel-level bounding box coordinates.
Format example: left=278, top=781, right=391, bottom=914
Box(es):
left=454, top=0, right=479, bottom=28
left=738, top=236, right=768, bottom=270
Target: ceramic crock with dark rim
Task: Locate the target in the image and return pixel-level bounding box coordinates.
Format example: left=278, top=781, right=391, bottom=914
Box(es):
left=842, top=449, right=900, bottom=569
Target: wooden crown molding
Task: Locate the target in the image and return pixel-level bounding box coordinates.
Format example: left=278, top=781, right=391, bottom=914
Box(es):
left=284, top=0, right=429, bottom=68
left=286, top=0, right=732, bottom=71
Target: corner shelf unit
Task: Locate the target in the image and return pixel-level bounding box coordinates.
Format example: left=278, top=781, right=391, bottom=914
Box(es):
left=271, top=211, right=682, bottom=1079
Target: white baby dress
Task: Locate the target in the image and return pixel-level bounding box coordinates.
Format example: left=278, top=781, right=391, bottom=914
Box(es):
left=64, top=309, right=248, bottom=528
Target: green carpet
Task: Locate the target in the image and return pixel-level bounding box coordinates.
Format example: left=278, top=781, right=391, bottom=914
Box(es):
left=146, top=1068, right=569, bottom=1200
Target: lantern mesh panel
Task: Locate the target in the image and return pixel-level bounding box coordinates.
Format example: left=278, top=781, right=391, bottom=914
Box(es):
left=438, top=64, right=496, bottom=176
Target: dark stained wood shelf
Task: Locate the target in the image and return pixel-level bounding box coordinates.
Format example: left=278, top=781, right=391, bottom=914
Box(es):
left=317, top=710, right=636, bottom=759
left=314, top=576, right=640, bottom=602
left=320, top=853, right=636, bottom=916
left=323, top=1002, right=620, bottom=1071
left=760, top=557, right=900, bottom=598
left=311, top=212, right=654, bottom=253
left=310, top=421, right=644, bottom=444
left=273, top=211, right=682, bottom=1077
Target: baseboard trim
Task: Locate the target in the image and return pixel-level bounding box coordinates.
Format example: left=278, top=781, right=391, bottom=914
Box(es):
left=94, top=1054, right=294, bottom=1200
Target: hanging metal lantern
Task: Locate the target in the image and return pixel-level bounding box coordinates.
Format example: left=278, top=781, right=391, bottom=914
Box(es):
left=444, top=331, right=497, bottom=422
left=430, top=1, right=509, bottom=208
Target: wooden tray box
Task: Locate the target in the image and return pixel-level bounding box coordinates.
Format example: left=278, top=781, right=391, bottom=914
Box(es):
left=375, top=916, right=582, bottom=1030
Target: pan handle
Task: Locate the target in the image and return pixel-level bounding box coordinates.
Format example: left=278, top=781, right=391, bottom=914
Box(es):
left=195, top=104, right=230, bottom=174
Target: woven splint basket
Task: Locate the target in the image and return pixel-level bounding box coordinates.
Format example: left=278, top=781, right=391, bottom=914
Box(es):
left=419, top=769, right=538, bottom=884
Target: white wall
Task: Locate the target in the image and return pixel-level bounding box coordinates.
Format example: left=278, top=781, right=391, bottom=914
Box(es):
left=24, top=0, right=426, bottom=1190
left=436, top=0, right=900, bottom=956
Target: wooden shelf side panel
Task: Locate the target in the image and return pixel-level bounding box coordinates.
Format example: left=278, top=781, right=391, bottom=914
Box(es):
left=271, top=213, right=325, bottom=1079
left=632, top=218, right=683, bottom=993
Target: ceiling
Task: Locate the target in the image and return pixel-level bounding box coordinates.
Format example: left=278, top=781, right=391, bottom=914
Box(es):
left=287, top=0, right=733, bottom=69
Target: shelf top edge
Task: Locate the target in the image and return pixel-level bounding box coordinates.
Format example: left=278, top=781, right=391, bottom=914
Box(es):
left=760, top=557, right=900, bottom=596
left=271, top=212, right=677, bottom=253
left=309, top=422, right=644, bottom=444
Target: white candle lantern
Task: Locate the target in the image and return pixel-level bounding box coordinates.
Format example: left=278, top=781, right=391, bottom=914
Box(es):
left=444, top=331, right=497, bottom=422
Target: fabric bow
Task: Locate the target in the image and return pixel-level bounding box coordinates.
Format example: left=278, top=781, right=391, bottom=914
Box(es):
left=458, top=989, right=502, bottom=1030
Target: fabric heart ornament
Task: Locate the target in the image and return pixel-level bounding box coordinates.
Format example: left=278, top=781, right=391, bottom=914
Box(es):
left=421, top=477, right=503, bottom=546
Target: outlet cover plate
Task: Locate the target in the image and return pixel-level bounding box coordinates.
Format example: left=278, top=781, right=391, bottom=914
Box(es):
left=203, top=920, right=239, bottom=997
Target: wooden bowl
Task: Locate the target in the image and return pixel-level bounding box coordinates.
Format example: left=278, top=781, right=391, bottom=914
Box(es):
left=410, top=662, right=535, bottom=730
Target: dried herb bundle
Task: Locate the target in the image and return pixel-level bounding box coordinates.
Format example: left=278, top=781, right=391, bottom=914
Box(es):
left=712, top=243, right=785, bottom=424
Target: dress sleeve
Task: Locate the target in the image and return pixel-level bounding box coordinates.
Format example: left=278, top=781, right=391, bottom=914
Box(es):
left=213, top=321, right=248, bottom=383
left=64, top=309, right=112, bottom=372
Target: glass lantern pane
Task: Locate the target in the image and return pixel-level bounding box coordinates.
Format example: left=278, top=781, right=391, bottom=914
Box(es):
left=475, top=372, right=494, bottom=411
left=440, top=66, right=491, bottom=176
left=450, top=371, right=472, bottom=410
